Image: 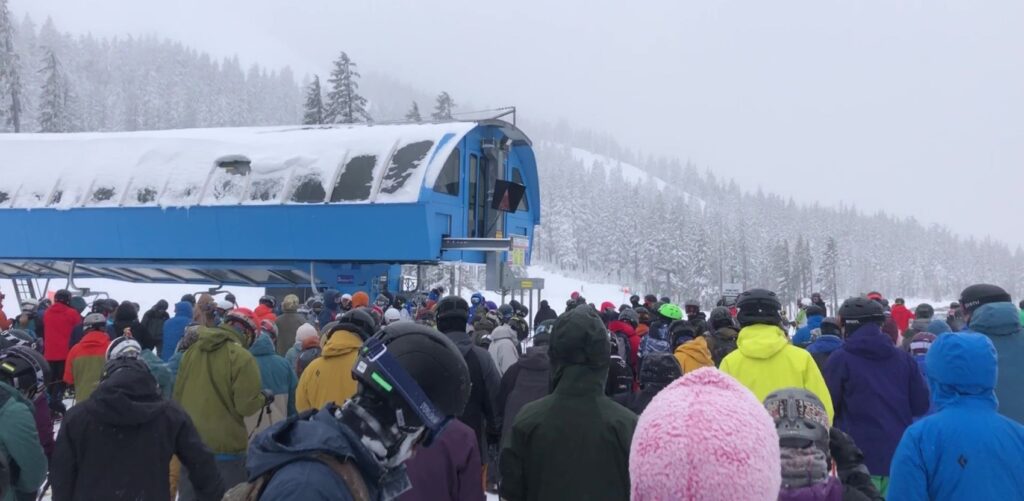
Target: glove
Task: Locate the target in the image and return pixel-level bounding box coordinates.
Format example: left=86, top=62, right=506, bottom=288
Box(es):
left=260, top=389, right=275, bottom=407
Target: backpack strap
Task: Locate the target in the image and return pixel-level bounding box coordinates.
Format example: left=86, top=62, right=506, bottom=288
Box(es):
left=313, top=453, right=370, bottom=501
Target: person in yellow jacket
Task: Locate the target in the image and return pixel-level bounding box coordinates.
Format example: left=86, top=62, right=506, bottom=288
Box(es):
left=295, top=309, right=376, bottom=412
left=720, top=288, right=835, bottom=423
left=674, top=335, right=714, bottom=374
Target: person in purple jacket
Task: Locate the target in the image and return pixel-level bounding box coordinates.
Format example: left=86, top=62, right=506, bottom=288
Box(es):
left=823, top=297, right=929, bottom=496
left=398, top=418, right=484, bottom=501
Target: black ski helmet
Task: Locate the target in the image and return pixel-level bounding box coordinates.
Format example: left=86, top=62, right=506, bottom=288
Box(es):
left=820, top=317, right=842, bottom=336
left=736, top=288, right=782, bottom=327
left=638, top=352, right=682, bottom=389
left=804, top=305, right=825, bottom=318
left=352, top=322, right=470, bottom=446
left=336, top=308, right=377, bottom=341
left=708, top=306, right=735, bottom=331
left=668, top=320, right=697, bottom=349
left=959, top=284, right=1012, bottom=315
left=259, top=295, right=277, bottom=308
left=435, top=295, right=470, bottom=324
left=838, top=297, right=885, bottom=333
left=914, top=303, right=935, bottom=319
left=0, top=346, right=50, bottom=399
left=764, top=387, right=830, bottom=454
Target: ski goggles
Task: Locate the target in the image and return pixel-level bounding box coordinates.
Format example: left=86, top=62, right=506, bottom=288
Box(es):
left=354, top=336, right=449, bottom=446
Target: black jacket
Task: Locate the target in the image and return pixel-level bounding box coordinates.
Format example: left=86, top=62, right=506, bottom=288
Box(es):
left=444, top=329, right=502, bottom=458
left=141, top=308, right=170, bottom=345
left=613, top=385, right=665, bottom=415
left=109, top=303, right=157, bottom=351
left=51, top=363, right=224, bottom=501
left=497, top=346, right=551, bottom=447
left=532, top=303, right=557, bottom=326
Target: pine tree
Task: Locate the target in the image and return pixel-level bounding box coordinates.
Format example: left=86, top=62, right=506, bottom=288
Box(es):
left=37, top=48, right=65, bottom=132
left=324, top=52, right=369, bottom=124
left=819, top=236, right=839, bottom=311
left=302, top=74, right=324, bottom=125
left=772, top=239, right=792, bottom=307
left=432, top=91, right=455, bottom=120
left=405, top=101, right=421, bottom=122
left=0, top=0, right=22, bottom=131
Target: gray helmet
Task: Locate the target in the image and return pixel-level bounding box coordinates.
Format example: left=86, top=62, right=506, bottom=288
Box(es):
left=763, top=388, right=830, bottom=453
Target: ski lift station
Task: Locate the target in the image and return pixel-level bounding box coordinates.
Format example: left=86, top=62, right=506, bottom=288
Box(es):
left=0, top=119, right=539, bottom=299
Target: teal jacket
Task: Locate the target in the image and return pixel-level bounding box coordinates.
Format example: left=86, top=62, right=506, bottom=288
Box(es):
left=249, top=333, right=297, bottom=416
left=0, top=382, right=47, bottom=501
left=964, top=302, right=1024, bottom=424
left=141, top=349, right=174, bottom=399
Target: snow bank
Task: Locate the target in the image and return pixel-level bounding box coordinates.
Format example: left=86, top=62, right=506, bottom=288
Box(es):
left=469, top=265, right=633, bottom=313
left=0, top=122, right=477, bottom=209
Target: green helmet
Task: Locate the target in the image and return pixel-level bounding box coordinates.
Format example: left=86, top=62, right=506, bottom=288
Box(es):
left=658, top=303, right=684, bottom=321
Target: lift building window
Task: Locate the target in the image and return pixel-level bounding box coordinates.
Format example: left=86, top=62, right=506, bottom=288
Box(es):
left=432, top=147, right=461, bottom=196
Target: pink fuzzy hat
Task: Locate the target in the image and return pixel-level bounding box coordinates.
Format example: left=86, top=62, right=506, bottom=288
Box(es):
left=630, top=367, right=781, bottom=501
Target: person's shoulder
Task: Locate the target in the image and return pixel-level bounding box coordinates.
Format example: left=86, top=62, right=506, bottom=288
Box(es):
left=598, top=396, right=640, bottom=425
left=512, top=394, right=556, bottom=428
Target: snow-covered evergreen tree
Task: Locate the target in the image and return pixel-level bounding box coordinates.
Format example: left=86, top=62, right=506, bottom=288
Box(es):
left=37, top=47, right=66, bottom=132
left=818, top=236, right=839, bottom=311
left=324, top=51, right=369, bottom=124
left=302, top=74, right=324, bottom=125
left=0, top=0, right=22, bottom=131
left=431, top=91, right=455, bottom=120
left=405, top=101, right=421, bottom=122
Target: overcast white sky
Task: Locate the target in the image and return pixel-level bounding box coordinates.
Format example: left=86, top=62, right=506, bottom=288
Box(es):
left=12, top=0, right=1024, bottom=248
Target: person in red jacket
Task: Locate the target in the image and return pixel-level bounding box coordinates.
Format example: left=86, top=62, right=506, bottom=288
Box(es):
left=609, top=309, right=641, bottom=377
left=43, top=289, right=83, bottom=407
left=890, top=298, right=916, bottom=334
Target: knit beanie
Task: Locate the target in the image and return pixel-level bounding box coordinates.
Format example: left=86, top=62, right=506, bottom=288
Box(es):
left=351, top=291, right=370, bottom=308
left=296, top=323, right=318, bottom=344
left=630, top=368, right=781, bottom=500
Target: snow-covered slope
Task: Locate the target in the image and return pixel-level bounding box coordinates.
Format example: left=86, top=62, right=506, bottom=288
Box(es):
left=566, top=146, right=706, bottom=209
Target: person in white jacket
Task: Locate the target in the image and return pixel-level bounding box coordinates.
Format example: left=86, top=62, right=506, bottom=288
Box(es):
left=488, top=324, right=521, bottom=375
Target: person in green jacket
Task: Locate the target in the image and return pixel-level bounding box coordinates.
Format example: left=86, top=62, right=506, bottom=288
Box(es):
left=0, top=352, right=48, bottom=501
left=500, top=305, right=638, bottom=501
left=173, top=308, right=268, bottom=500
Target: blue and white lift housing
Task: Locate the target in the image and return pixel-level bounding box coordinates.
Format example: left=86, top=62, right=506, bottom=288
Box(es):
left=0, top=119, right=539, bottom=291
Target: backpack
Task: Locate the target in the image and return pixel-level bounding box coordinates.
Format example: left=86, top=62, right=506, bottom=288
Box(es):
left=609, top=330, right=631, bottom=364
left=639, top=323, right=671, bottom=359
left=295, top=346, right=322, bottom=378
left=222, top=451, right=369, bottom=501
left=0, top=391, right=12, bottom=500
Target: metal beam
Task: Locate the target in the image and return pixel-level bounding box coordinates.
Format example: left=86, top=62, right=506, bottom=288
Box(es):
left=268, top=270, right=299, bottom=285
left=76, top=265, right=138, bottom=283
left=153, top=268, right=189, bottom=283
left=110, top=267, right=156, bottom=283
left=189, top=268, right=226, bottom=285
left=226, top=269, right=259, bottom=286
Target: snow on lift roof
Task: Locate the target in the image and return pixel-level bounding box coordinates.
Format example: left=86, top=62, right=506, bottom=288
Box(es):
left=0, top=121, right=478, bottom=210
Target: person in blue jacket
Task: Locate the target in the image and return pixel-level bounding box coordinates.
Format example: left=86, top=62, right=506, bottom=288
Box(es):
left=956, top=284, right=1024, bottom=424
left=247, top=331, right=297, bottom=436
left=823, top=297, right=930, bottom=495
left=468, top=292, right=486, bottom=322
left=889, top=332, right=1024, bottom=500
left=792, top=305, right=825, bottom=347
left=160, top=300, right=193, bottom=362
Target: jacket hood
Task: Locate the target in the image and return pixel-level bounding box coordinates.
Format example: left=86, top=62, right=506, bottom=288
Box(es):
left=89, top=364, right=167, bottom=426
left=114, top=302, right=139, bottom=322
left=926, top=332, right=998, bottom=411
left=517, top=346, right=550, bottom=371
left=969, top=302, right=1022, bottom=337
left=805, top=315, right=823, bottom=329
left=927, top=319, right=952, bottom=335
left=323, top=290, right=341, bottom=312
left=250, top=333, right=277, bottom=357
left=806, top=335, right=843, bottom=355
left=608, top=320, right=637, bottom=337
left=490, top=325, right=517, bottom=342
left=196, top=326, right=245, bottom=352
left=674, top=336, right=713, bottom=367
left=248, top=404, right=390, bottom=487
left=471, top=292, right=485, bottom=303
left=549, top=307, right=609, bottom=394
left=79, top=331, right=112, bottom=350
left=173, top=301, right=194, bottom=318
left=736, top=324, right=790, bottom=359
left=842, top=324, right=895, bottom=360
left=323, top=329, right=362, bottom=358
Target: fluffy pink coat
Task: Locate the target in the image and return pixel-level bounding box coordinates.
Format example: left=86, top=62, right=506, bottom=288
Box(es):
left=629, top=367, right=781, bottom=501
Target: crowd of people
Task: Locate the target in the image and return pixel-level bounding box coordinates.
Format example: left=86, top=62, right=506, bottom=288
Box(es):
left=1, top=281, right=1023, bottom=500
